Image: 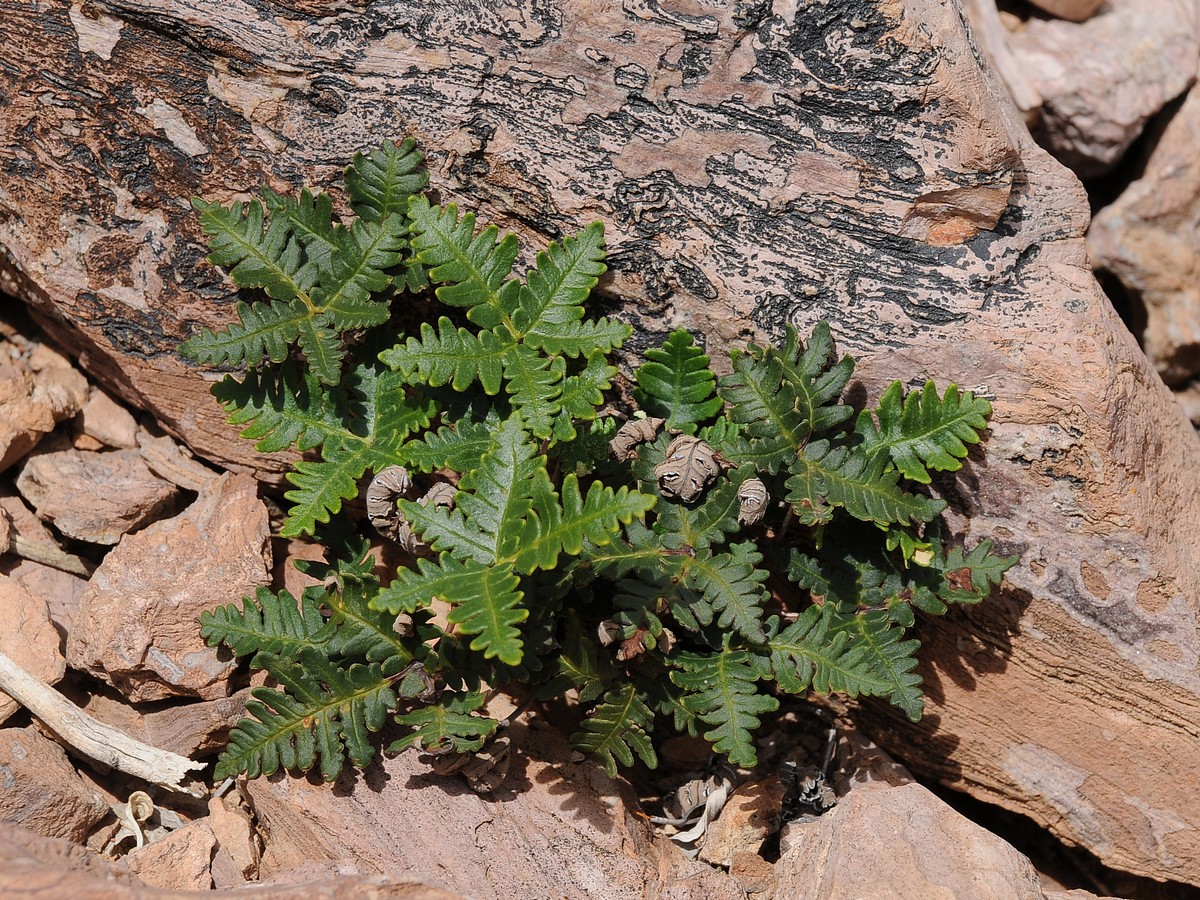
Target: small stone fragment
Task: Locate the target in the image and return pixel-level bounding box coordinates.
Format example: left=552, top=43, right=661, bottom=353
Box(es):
left=125, top=818, right=217, bottom=891
left=698, top=775, right=787, bottom=869
left=16, top=448, right=179, bottom=544
left=0, top=725, right=108, bottom=842
left=136, top=430, right=222, bottom=491
left=3, top=558, right=88, bottom=639
left=78, top=388, right=138, bottom=449
left=30, top=364, right=88, bottom=423
left=0, top=373, right=55, bottom=473
left=0, top=574, right=66, bottom=724
left=207, top=790, right=261, bottom=887
left=66, top=472, right=270, bottom=702
left=0, top=493, right=93, bottom=577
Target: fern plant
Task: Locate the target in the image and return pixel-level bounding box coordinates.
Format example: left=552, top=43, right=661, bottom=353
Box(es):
left=182, top=138, right=1016, bottom=785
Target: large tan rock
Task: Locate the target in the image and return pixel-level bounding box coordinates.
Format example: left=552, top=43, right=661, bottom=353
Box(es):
left=67, top=473, right=270, bottom=701
left=246, top=722, right=745, bottom=900
left=1006, top=0, right=1199, bottom=176
left=1089, top=82, right=1200, bottom=387
left=2, top=0, right=1200, bottom=886
left=776, top=780, right=1047, bottom=899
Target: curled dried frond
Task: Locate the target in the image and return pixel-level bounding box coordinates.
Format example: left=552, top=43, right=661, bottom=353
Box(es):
left=737, top=476, right=769, bottom=526
left=367, top=466, right=413, bottom=540
left=654, top=435, right=720, bottom=502
left=609, top=416, right=665, bottom=461
left=395, top=481, right=457, bottom=556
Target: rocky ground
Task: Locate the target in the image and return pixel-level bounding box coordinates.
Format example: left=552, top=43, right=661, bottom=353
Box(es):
left=4, top=0, right=1200, bottom=897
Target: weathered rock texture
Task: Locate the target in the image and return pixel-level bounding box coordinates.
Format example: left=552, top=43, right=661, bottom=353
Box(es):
left=0, top=726, right=109, bottom=842
left=0, top=821, right=465, bottom=900
left=66, top=472, right=269, bottom=701
left=2, top=0, right=1200, bottom=887
left=0, top=576, right=66, bottom=724
left=245, top=721, right=745, bottom=900
left=1006, top=0, right=1199, bottom=177
left=1089, top=81, right=1200, bottom=387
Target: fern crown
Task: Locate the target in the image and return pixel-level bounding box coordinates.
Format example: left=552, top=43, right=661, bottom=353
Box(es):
left=182, top=138, right=1015, bottom=785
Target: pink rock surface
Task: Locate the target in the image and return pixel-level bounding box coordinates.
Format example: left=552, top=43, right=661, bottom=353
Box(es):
left=16, top=449, right=178, bottom=545
left=67, top=473, right=270, bottom=702
left=1008, top=0, right=1200, bottom=176
left=1089, top=82, right=1200, bottom=386
left=0, top=726, right=108, bottom=842
left=0, top=575, right=66, bottom=724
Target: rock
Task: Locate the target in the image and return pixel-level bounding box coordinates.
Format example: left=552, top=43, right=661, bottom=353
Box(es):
left=0, top=820, right=463, bottom=899
left=28, top=355, right=89, bottom=424
left=0, top=575, right=66, bottom=724
left=78, top=388, right=139, bottom=450
left=125, top=819, right=217, bottom=891
left=0, top=492, right=94, bottom=579
left=0, top=557, right=88, bottom=638
left=0, top=504, right=9, bottom=554
left=698, top=775, right=786, bottom=869
left=0, top=374, right=55, bottom=473
left=207, top=791, right=261, bottom=888
left=67, top=473, right=270, bottom=702
left=5, top=0, right=1200, bottom=887
left=1023, top=0, right=1104, bottom=21
left=1089, top=83, right=1200, bottom=386
left=1007, top=0, right=1199, bottom=176
left=0, top=725, right=108, bottom=842
left=16, top=449, right=178, bottom=545
left=246, top=720, right=745, bottom=900
left=136, top=429, right=221, bottom=492
left=774, top=779, right=1048, bottom=899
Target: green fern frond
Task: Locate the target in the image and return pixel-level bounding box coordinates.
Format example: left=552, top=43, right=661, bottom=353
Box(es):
left=390, top=691, right=498, bottom=754
left=211, top=362, right=341, bottom=453
left=381, top=316, right=510, bottom=394
left=858, top=381, right=992, bottom=484
left=400, top=419, right=494, bottom=473
left=571, top=683, right=657, bottom=776
left=345, top=138, right=429, bottom=223
left=502, top=344, right=564, bottom=439
left=215, top=650, right=396, bottom=782
left=635, top=329, right=723, bottom=434
left=262, top=187, right=336, bottom=269
left=444, top=564, right=527, bottom=665
left=294, top=314, right=343, bottom=384
left=683, top=542, right=770, bottom=643
left=785, top=441, right=946, bottom=526
left=768, top=605, right=891, bottom=697
left=513, top=473, right=656, bottom=573
left=278, top=364, right=436, bottom=537
left=312, top=217, right=406, bottom=327
left=776, top=322, right=856, bottom=434
left=322, top=573, right=420, bottom=673
left=542, top=612, right=616, bottom=704
left=200, top=585, right=332, bottom=660
left=552, top=351, right=618, bottom=441
left=407, top=196, right=521, bottom=330
left=670, top=646, right=778, bottom=768
left=180, top=298, right=309, bottom=370
left=651, top=469, right=745, bottom=551
left=192, top=197, right=318, bottom=303
left=937, top=539, right=1017, bottom=605
left=829, top=609, right=924, bottom=720
left=516, top=221, right=614, bottom=354
left=718, top=350, right=806, bottom=473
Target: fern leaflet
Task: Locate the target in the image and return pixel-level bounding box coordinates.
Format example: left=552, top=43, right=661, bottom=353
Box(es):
left=635, top=329, right=723, bottom=434
left=571, top=683, right=657, bottom=776
left=670, top=646, right=778, bottom=768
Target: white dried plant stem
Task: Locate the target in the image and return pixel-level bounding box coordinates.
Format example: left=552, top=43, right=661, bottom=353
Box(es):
left=0, top=649, right=204, bottom=795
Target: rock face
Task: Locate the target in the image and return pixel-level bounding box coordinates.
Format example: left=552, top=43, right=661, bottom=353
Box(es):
left=66, top=473, right=270, bottom=702
left=1089, top=82, right=1200, bottom=387
left=2, top=0, right=1200, bottom=887
left=245, top=721, right=745, bottom=900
